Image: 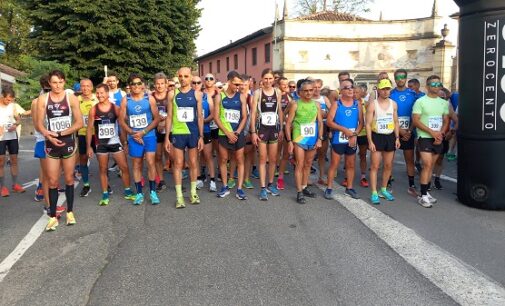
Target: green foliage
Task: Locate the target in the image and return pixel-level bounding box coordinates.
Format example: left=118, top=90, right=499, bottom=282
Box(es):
left=296, top=0, right=373, bottom=16
left=13, top=55, right=78, bottom=109
left=0, top=0, right=33, bottom=67
left=23, top=0, right=201, bottom=84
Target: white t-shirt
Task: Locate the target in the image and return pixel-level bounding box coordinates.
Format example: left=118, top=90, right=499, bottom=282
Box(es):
left=0, top=103, right=17, bottom=141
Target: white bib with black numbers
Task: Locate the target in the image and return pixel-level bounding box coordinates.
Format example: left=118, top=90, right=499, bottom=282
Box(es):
left=98, top=123, right=116, bottom=139
left=177, top=107, right=194, bottom=122
left=129, top=113, right=148, bottom=129
left=300, top=122, right=316, bottom=137
left=261, top=112, right=276, bottom=126
left=376, top=115, right=394, bottom=134
left=428, top=116, right=442, bottom=131
left=49, top=116, right=71, bottom=132
left=224, top=109, right=240, bottom=124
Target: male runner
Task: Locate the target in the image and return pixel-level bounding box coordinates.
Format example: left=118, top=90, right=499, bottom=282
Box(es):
left=152, top=72, right=169, bottom=191
left=36, top=70, right=83, bottom=231
left=165, top=67, right=204, bottom=208
left=119, top=73, right=160, bottom=205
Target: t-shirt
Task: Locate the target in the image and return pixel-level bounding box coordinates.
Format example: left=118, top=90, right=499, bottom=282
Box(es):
left=412, top=95, right=449, bottom=139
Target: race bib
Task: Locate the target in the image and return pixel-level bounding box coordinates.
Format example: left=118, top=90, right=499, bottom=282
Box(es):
left=398, top=116, right=410, bottom=129
left=210, top=120, right=218, bottom=129
left=224, top=109, right=240, bottom=124
left=49, top=116, right=71, bottom=132
left=159, top=110, right=167, bottom=120
left=82, top=115, right=89, bottom=127
left=261, top=112, right=276, bottom=126
left=376, top=115, right=394, bottom=134
left=129, top=113, right=148, bottom=129
left=98, top=123, right=116, bottom=139
left=428, top=116, right=442, bottom=131
left=300, top=122, right=316, bottom=137
left=177, top=107, right=194, bottom=122
left=338, top=128, right=355, bottom=144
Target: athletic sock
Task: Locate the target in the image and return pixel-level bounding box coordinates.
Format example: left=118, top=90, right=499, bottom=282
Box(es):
left=65, top=184, right=74, bottom=212
left=210, top=177, right=215, bottom=182
left=427, top=182, right=432, bottom=190
left=135, top=181, right=142, bottom=194
left=49, top=188, right=59, bottom=217
left=408, top=176, right=415, bottom=188
left=380, top=187, right=387, bottom=193
left=81, top=165, right=89, bottom=184
left=191, top=181, right=197, bottom=196
left=421, top=184, right=428, bottom=196
left=102, top=191, right=109, bottom=199
left=155, top=175, right=160, bottom=185
left=37, top=182, right=42, bottom=189
left=175, top=185, right=183, bottom=198
left=278, top=173, right=284, bottom=179
left=361, top=173, right=366, bottom=179
left=149, top=180, right=156, bottom=192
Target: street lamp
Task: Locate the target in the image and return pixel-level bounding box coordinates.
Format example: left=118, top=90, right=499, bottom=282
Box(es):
left=0, top=40, right=4, bottom=94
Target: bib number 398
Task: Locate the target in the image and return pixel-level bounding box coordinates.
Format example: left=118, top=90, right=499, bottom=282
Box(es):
left=98, top=123, right=116, bottom=139
left=300, top=123, right=316, bottom=137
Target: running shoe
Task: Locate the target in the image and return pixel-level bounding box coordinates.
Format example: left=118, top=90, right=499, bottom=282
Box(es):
left=251, top=168, right=260, bottom=179
left=296, top=192, right=306, bottom=204
left=156, top=181, right=167, bottom=191
left=302, top=187, right=316, bottom=198
left=233, top=169, right=238, bottom=179
left=66, top=212, right=76, bottom=225
left=108, top=162, right=118, bottom=172
left=243, top=179, right=254, bottom=189
left=345, top=188, right=360, bottom=199
left=176, top=196, right=186, bottom=209
left=217, top=186, right=230, bottom=198
left=360, top=178, right=369, bottom=188
left=46, top=217, right=59, bottom=231
left=182, top=169, right=189, bottom=180
left=267, top=184, right=280, bottom=196
left=196, top=180, right=204, bottom=190
left=284, top=170, right=290, bottom=175
left=34, top=187, right=44, bottom=202
left=417, top=196, right=433, bottom=208
left=80, top=185, right=91, bottom=197
left=12, top=184, right=25, bottom=193
left=108, top=185, right=113, bottom=194
left=447, top=153, right=457, bottom=161
left=274, top=169, right=279, bottom=177
left=310, top=166, right=317, bottom=174
left=370, top=193, right=380, bottom=205
left=150, top=191, right=160, bottom=205
left=259, top=188, right=268, bottom=201
left=133, top=193, right=144, bottom=205
left=379, top=189, right=395, bottom=201
left=227, top=178, right=236, bottom=189
left=190, top=193, right=200, bottom=204
left=407, top=186, right=419, bottom=197
left=341, top=178, right=348, bottom=188
left=236, top=189, right=247, bottom=200
left=99, top=198, right=109, bottom=206
left=1, top=186, right=9, bottom=197
left=209, top=180, right=217, bottom=192
left=434, top=179, right=443, bottom=190
left=324, top=188, right=333, bottom=200
left=124, top=189, right=136, bottom=201
left=426, top=192, right=437, bottom=204
left=276, top=178, right=285, bottom=190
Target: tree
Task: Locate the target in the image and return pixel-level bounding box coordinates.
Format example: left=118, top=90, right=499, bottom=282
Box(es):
left=0, top=0, right=33, bottom=67
left=296, top=0, right=373, bottom=16
left=22, top=0, right=201, bottom=82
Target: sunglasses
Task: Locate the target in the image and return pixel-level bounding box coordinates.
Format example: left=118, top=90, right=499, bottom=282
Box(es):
left=341, top=86, right=354, bottom=90
left=429, top=82, right=443, bottom=88
left=168, top=84, right=175, bottom=87
left=130, top=81, right=143, bottom=86
left=192, top=81, right=202, bottom=85
left=301, top=89, right=314, bottom=93
left=232, top=83, right=242, bottom=86
left=289, top=86, right=296, bottom=89
left=205, top=77, right=214, bottom=81
left=395, top=75, right=407, bottom=80
left=43, top=88, right=51, bottom=93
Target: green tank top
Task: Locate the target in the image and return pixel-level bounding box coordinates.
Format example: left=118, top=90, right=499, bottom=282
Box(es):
left=292, top=100, right=318, bottom=143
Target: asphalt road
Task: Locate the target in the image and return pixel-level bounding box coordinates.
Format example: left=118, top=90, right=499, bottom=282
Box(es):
left=0, top=139, right=503, bottom=305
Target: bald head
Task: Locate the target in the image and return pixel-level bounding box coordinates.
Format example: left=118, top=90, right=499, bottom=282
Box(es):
left=177, top=67, right=192, bottom=88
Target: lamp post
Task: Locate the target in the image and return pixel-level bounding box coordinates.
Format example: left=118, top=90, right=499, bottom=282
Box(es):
left=454, top=0, right=505, bottom=210
left=0, top=41, right=4, bottom=95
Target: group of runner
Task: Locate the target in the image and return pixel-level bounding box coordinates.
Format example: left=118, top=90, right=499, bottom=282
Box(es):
left=0, top=66, right=457, bottom=232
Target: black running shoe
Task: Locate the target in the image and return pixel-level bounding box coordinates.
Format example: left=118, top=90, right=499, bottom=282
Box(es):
left=296, top=192, right=306, bottom=204
left=302, top=187, right=316, bottom=198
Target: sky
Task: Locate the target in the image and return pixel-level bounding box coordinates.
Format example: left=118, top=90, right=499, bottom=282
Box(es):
left=195, top=0, right=460, bottom=56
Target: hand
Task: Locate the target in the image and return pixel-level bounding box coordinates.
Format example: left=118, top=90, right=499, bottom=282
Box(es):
left=7, top=124, right=17, bottom=132
left=226, top=131, right=238, bottom=144
left=197, top=137, right=204, bottom=151
left=431, top=131, right=443, bottom=142
left=400, top=130, right=411, bottom=141
left=102, top=76, right=109, bottom=84
left=251, top=133, right=259, bottom=147
left=278, top=130, right=284, bottom=142
left=369, top=141, right=376, bottom=152
left=132, top=131, right=144, bottom=144
left=288, top=141, right=294, bottom=154
left=395, top=138, right=401, bottom=149
left=87, top=147, right=94, bottom=159
left=44, top=130, right=58, bottom=138
left=164, top=138, right=171, bottom=153
left=348, top=136, right=357, bottom=148
left=315, top=139, right=322, bottom=149
left=344, top=129, right=354, bottom=138
left=47, top=135, right=65, bottom=147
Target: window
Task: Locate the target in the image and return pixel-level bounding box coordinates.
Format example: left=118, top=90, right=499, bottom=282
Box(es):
left=234, top=54, right=238, bottom=69
left=226, top=57, right=230, bottom=71
left=200, top=64, right=204, bottom=75
left=264, top=43, right=271, bottom=63
left=217, top=60, right=221, bottom=73
left=209, top=62, right=212, bottom=73
left=252, top=47, right=257, bottom=66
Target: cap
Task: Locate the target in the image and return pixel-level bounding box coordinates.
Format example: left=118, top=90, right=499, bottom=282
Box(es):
left=73, top=82, right=81, bottom=92
left=377, top=79, right=392, bottom=90
left=215, top=81, right=224, bottom=88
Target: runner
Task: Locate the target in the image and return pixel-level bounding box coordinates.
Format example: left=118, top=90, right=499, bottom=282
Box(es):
left=285, top=79, right=323, bottom=204
left=355, top=83, right=370, bottom=187
left=0, top=88, right=24, bottom=197
left=35, top=70, right=83, bottom=231
left=412, top=75, right=450, bottom=208
left=165, top=67, right=204, bottom=208
left=390, top=69, right=419, bottom=197
left=365, top=79, right=400, bottom=205
left=288, top=80, right=299, bottom=100
left=152, top=72, right=169, bottom=191
left=200, top=74, right=217, bottom=192
left=313, top=79, right=331, bottom=185
left=213, top=70, right=248, bottom=200
left=105, top=71, right=126, bottom=106
left=250, top=69, right=284, bottom=201
left=119, top=73, right=160, bottom=205
left=77, top=79, right=98, bottom=197
left=239, top=74, right=255, bottom=190
left=325, top=78, right=363, bottom=200
left=276, top=77, right=293, bottom=190
left=86, top=83, right=135, bottom=205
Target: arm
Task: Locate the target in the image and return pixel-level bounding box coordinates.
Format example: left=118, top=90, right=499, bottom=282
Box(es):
left=236, top=94, right=248, bottom=134
left=277, top=90, right=284, bottom=136
left=204, top=94, right=214, bottom=123
left=285, top=102, right=297, bottom=154
left=66, top=94, right=83, bottom=136
left=250, top=90, right=260, bottom=145
left=393, top=102, right=401, bottom=149
left=366, top=101, right=376, bottom=152
left=146, top=96, right=160, bottom=135
left=213, top=93, right=237, bottom=142
left=195, top=91, right=204, bottom=151
left=315, top=103, right=323, bottom=148
left=164, top=90, right=175, bottom=151
left=86, top=106, right=96, bottom=158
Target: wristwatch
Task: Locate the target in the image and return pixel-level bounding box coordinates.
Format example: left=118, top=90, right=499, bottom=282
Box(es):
left=319, top=136, right=324, bottom=140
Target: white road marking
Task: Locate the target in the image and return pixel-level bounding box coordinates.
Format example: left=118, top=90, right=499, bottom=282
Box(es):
left=393, top=160, right=457, bottom=183
left=0, top=180, right=79, bottom=283
left=18, top=149, right=35, bottom=153
left=313, top=180, right=505, bottom=305
left=22, top=179, right=39, bottom=190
